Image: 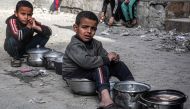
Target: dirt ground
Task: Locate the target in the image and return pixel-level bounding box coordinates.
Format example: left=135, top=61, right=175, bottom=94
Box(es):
left=0, top=9, right=189, bottom=109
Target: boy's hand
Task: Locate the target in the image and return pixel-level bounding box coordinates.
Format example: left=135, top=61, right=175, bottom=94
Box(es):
left=108, top=52, right=120, bottom=62
left=29, top=18, right=42, bottom=31
left=26, top=18, right=33, bottom=29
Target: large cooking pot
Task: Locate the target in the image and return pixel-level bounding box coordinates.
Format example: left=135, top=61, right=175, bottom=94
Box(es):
left=27, top=46, right=50, bottom=67
left=67, top=78, right=96, bottom=96
left=43, top=50, right=63, bottom=69
left=113, top=81, right=151, bottom=109
left=139, top=89, right=187, bottom=109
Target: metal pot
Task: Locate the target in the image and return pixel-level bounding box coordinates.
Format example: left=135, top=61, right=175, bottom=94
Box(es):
left=67, top=78, right=96, bottom=96
left=43, top=50, right=63, bottom=69
left=54, top=56, right=63, bottom=75
left=139, top=89, right=187, bottom=109
left=27, top=47, right=50, bottom=67
left=113, top=81, right=151, bottom=109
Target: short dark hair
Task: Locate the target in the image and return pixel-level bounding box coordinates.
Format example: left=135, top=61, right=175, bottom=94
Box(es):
left=16, top=0, right=33, bottom=12
left=75, top=11, right=99, bottom=25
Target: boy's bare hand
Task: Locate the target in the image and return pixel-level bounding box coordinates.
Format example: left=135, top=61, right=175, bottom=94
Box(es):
left=29, top=18, right=42, bottom=31
left=108, top=52, right=120, bottom=62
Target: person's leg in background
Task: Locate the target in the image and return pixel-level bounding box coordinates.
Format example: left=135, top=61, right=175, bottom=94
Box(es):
left=128, top=0, right=138, bottom=25
left=121, top=2, right=133, bottom=27
left=54, top=0, right=59, bottom=13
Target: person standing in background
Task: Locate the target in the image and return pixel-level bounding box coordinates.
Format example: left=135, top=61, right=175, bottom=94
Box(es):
left=99, top=0, right=128, bottom=27
left=121, top=0, right=139, bottom=26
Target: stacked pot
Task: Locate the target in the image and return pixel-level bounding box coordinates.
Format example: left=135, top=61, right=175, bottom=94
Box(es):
left=26, top=46, right=64, bottom=75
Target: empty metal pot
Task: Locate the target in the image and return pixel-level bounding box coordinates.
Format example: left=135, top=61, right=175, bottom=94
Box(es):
left=43, top=50, right=63, bottom=69
left=67, top=78, right=96, bottom=96
left=113, top=81, right=151, bottom=109
left=139, top=89, right=187, bottom=109
left=54, top=56, right=63, bottom=75
left=27, top=46, right=50, bottom=67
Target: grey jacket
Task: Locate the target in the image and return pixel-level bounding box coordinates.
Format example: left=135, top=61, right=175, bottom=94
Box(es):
left=62, top=35, right=110, bottom=73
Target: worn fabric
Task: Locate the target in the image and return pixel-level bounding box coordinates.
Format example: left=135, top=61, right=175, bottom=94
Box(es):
left=121, top=0, right=138, bottom=21
left=4, top=15, right=52, bottom=59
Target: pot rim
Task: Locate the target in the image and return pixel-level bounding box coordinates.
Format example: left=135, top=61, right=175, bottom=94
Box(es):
left=113, top=81, right=151, bottom=93
left=27, top=47, right=50, bottom=54
left=139, top=89, right=187, bottom=105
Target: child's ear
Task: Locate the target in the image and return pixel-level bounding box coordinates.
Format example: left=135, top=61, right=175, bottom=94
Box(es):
left=73, top=24, right=78, bottom=32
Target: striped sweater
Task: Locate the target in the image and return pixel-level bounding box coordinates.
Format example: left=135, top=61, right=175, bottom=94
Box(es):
left=5, top=15, right=51, bottom=43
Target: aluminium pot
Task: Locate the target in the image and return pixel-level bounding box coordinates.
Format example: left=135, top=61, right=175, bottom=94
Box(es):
left=54, top=55, right=63, bottom=75
left=139, top=89, right=187, bottom=109
left=27, top=47, right=50, bottom=67
left=67, top=78, right=96, bottom=96
left=43, top=50, right=63, bottom=69
left=113, top=81, right=151, bottom=109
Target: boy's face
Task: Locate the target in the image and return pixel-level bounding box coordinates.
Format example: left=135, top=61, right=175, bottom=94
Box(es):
left=15, top=6, right=33, bottom=25
left=73, top=18, right=97, bottom=42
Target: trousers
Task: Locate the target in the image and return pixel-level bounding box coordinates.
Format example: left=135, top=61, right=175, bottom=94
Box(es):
left=4, top=34, right=50, bottom=59
left=121, top=0, right=138, bottom=21
left=63, top=61, right=134, bottom=93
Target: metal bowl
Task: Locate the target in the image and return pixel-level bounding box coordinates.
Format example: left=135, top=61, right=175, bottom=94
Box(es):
left=67, top=78, right=96, bottom=96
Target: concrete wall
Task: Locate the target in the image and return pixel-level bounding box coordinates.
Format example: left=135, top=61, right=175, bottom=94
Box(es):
left=60, top=0, right=103, bottom=14
left=0, top=0, right=34, bottom=10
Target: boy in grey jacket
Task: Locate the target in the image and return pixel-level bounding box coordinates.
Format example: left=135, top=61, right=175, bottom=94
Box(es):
left=62, top=11, right=134, bottom=109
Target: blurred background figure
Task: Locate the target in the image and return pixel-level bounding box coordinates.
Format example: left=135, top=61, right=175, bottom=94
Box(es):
left=50, top=0, right=62, bottom=14
left=99, top=0, right=127, bottom=27
left=121, top=0, right=139, bottom=27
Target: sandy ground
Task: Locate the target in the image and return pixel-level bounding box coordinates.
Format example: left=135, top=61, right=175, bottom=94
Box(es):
left=0, top=9, right=190, bottom=109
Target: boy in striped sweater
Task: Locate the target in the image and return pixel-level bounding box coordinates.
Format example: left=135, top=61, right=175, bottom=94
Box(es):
left=4, top=0, right=52, bottom=67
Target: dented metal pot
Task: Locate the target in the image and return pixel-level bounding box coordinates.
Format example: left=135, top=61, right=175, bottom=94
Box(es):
left=113, top=81, right=151, bottom=109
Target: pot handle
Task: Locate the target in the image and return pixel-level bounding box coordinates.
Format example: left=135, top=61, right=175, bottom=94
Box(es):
left=138, top=101, right=156, bottom=109
left=138, top=101, right=148, bottom=107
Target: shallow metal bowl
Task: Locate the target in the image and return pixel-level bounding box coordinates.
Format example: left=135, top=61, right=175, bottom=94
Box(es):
left=67, top=78, right=96, bottom=96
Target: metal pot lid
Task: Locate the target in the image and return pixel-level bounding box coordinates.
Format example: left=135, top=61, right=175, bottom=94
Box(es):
left=27, top=47, right=50, bottom=54
left=70, top=78, right=94, bottom=82
left=140, top=89, right=187, bottom=105
left=43, top=50, right=63, bottom=58
left=113, top=81, right=151, bottom=93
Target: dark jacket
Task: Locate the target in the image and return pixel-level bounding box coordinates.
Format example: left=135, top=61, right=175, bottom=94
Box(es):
left=5, top=15, right=52, bottom=43
left=62, top=35, right=110, bottom=74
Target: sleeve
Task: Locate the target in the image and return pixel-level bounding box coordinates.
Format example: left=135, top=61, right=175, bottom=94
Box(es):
left=35, top=25, right=52, bottom=37
left=8, top=18, right=33, bottom=41
left=65, top=44, right=105, bottom=69
left=97, top=42, right=110, bottom=65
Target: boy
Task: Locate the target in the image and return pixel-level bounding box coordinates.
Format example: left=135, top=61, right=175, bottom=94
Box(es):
left=62, top=11, right=134, bottom=109
left=4, top=0, right=52, bottom=67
